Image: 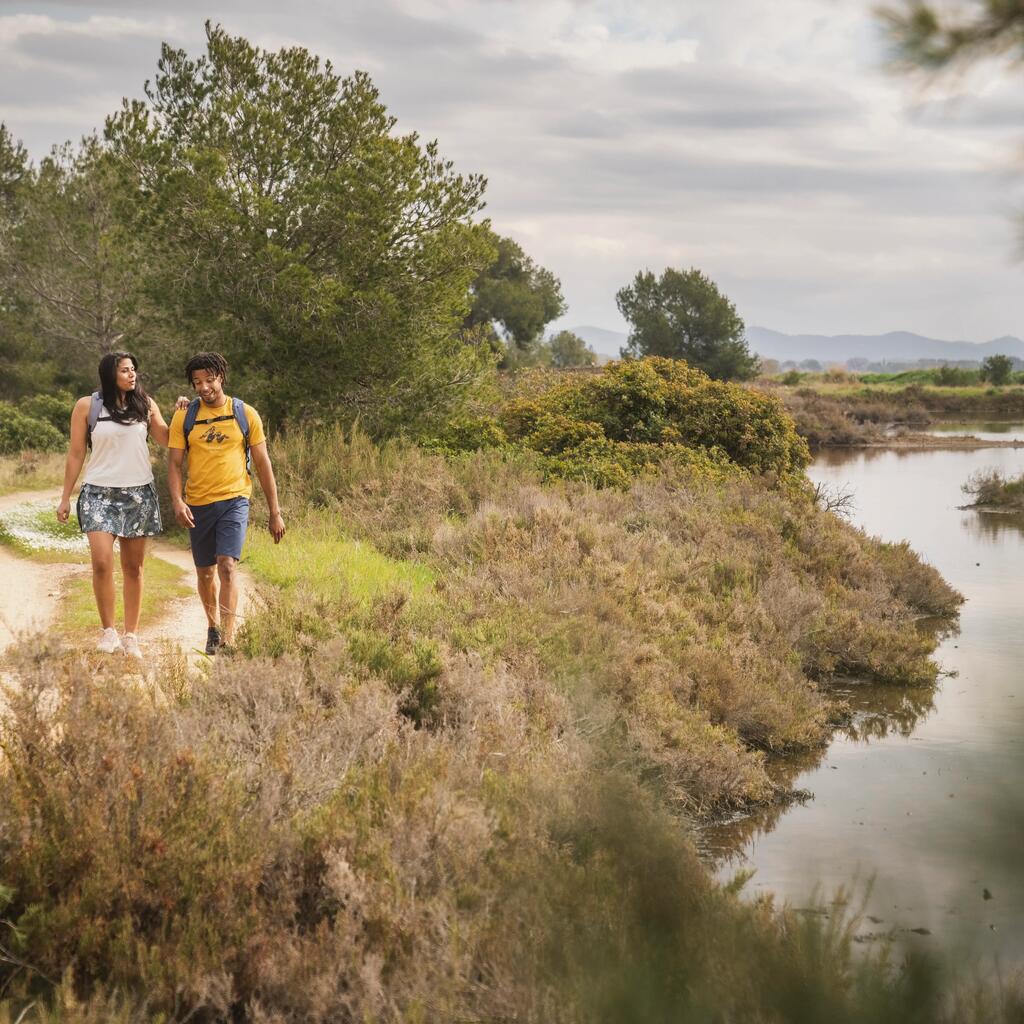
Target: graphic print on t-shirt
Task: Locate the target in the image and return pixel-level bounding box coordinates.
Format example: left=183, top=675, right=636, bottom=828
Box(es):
left=202, top=425, right=229, bottom=444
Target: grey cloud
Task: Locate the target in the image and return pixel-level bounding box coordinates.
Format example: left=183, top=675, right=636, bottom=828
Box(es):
left=370, top=46, right=567, bottom=127
left=0, top=64, right=77, bottom=104
left=618, top=61, right=859, bottom=126
left=13, top=26, right=164, bottom=75
left=910, top=91, right=1024, bottom=132
left=642, top=101, right=853, bottom=131
left=545, top=109, right=621, bottom=139
left=479, top=137, right=1001, bottom=221
left=538, top=60, right=863, bottom=140
left=322, top=4, right=481, bottom=55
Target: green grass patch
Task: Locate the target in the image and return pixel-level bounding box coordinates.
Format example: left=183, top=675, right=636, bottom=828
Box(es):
left=244, top=522, right=436, bottom=608
left=57, top=552, right=192, bottom=636
left=241, top=522, right=443, bottom=721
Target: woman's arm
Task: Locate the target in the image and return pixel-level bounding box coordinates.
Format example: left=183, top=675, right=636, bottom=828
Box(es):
left=148, top=397, right=170, bottom=447
left=56, top=397, right=90, bottom=523
left=150, top=396, right=191, bottom=448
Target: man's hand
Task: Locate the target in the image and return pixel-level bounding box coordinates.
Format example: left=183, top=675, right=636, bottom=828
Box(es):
left=173, top=500, right=196, bottom=529
left=268, top=511, right=285, bottom=544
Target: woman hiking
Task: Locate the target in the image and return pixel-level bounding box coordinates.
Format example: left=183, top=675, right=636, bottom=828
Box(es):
left=56, top=351, right=179, bottom=658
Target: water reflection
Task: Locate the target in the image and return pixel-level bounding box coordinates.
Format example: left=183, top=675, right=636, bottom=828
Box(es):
left=961, top=508, right=1024, bottom=542
left=699, top=681, right=938, bottom=864
left=928, top=421, right=1024, bottom=442
left=707, top=443, right=1024, bottom=958
left=835, top=680, right=937, bottom=743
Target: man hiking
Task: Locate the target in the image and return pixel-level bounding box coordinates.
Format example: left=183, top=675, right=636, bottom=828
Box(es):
left=168, top=352, right=285, bottom=654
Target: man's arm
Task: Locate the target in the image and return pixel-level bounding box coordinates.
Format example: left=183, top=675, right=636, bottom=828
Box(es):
left=249, top=441, right=285, bottom=544
left=167, top=447, right=195, bottom=529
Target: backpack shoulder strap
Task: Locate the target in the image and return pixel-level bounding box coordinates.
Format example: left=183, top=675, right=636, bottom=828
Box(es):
left=231, top=397, right=250, bottom=439
left=86, top=392, right=104, bottom=447
left=231, top=398, right=252, bottom=475
left=87, top=392, right=104, bottom=432
left=182, top=398, right=202, bottom=451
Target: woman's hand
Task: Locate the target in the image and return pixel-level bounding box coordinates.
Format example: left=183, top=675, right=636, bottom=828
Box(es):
left=175, top=395, right=190, bottom=410
left=56, top=498, right=71, bottom=524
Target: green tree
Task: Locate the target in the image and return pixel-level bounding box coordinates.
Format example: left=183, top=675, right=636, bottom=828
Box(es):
left=616, top=267, right=758, bottom=381
left=106, top=24, right=495, bottom=433
left=0, top=123, right=27, bottom=215
left=548, top=329, right=597, bottom=368
left=0, top=125, right=63, bottom=398
left=980, top=353, right=1014, bottom=385
left=465, top=229, right=566, bottom=349
left=0, top=134, right=152, bottom=392
left=879, top=1, right=1024, bottom=69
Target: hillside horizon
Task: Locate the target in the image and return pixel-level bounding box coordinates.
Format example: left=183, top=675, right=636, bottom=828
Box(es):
left=571, top=325, right=1024, bottom=364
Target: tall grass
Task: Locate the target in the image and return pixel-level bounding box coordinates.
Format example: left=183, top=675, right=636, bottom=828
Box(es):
left=0, top=452, right=64, bottom=496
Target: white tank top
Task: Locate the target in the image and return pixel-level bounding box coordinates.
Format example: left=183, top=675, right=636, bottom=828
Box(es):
left=82, top=414, right=154, bottom=488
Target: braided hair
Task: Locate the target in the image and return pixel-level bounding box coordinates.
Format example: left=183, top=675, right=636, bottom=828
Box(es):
left=184, top=351, right=229, bottom=384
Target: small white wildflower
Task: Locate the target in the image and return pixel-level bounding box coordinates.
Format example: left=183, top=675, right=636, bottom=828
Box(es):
left=0, top=499, right=89, bottom=554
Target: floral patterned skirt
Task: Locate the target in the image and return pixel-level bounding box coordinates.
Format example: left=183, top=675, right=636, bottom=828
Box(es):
left=77, top=482, right=163, bottom=538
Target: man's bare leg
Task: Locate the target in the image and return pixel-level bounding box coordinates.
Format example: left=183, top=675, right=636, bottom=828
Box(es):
left=196, top=565, right=219, bottom=628
left=216, top=555, right=240, bottom=644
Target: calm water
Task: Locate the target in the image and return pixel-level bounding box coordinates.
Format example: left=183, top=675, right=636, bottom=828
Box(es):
left=928, top=421, right=1024, bottom=442
left=704, top=433, right=1024, bottom=960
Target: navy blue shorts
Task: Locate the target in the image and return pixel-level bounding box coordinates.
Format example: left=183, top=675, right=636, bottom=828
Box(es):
left=188, top=497, right=250, bottom=567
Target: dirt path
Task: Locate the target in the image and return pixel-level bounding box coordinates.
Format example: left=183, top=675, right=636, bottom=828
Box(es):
left=147, top=539, right=251, bottom=659
left=0, top=487, right=250, bottom=661
left=0, top=489, right=80, bottom=650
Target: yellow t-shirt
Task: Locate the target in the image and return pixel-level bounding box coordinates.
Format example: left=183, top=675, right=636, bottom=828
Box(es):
left=168, top=398, right=266, bottom=506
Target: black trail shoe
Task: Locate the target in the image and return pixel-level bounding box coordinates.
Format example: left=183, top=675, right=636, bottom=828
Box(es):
left=205, top=626, right=223, bottom=656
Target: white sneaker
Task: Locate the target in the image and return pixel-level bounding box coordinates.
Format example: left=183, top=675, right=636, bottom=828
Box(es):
left=96, top=627, right=122, bottom=654
left=122, top=632, right=142, bottom=660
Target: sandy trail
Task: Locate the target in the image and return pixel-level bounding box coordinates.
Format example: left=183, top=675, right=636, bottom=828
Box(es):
left=0, top=487, right=250, bottom=661
left=147, top=539, right=251, bottom=659
left=0, top=488, right=83, bottom=650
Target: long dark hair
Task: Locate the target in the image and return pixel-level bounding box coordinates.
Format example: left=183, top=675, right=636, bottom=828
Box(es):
left=97, top=352, right=150, bottom=425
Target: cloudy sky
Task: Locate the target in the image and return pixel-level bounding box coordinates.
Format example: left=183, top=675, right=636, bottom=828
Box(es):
left=2, top=0, right=1023, bottom=342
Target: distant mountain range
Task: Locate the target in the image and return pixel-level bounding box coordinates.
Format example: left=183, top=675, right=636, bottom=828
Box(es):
left=571, top=324, right=1024, bottom=365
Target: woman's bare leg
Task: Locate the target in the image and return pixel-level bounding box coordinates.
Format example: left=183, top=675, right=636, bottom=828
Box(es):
left=119, top=537, right=148, bottom=634
left=87, top=532, right=116, bottom=629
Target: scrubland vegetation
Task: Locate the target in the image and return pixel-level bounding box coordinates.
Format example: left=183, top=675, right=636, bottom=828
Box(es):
left=962, top=469, right=1024, bottom=512
left=1, top=359, right=983, bottom=1021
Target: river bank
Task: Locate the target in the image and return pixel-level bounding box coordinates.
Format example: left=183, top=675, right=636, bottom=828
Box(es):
left=770, top=382, right=1024, bottom=448
left=705, top=441, right=1024, bottom=961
